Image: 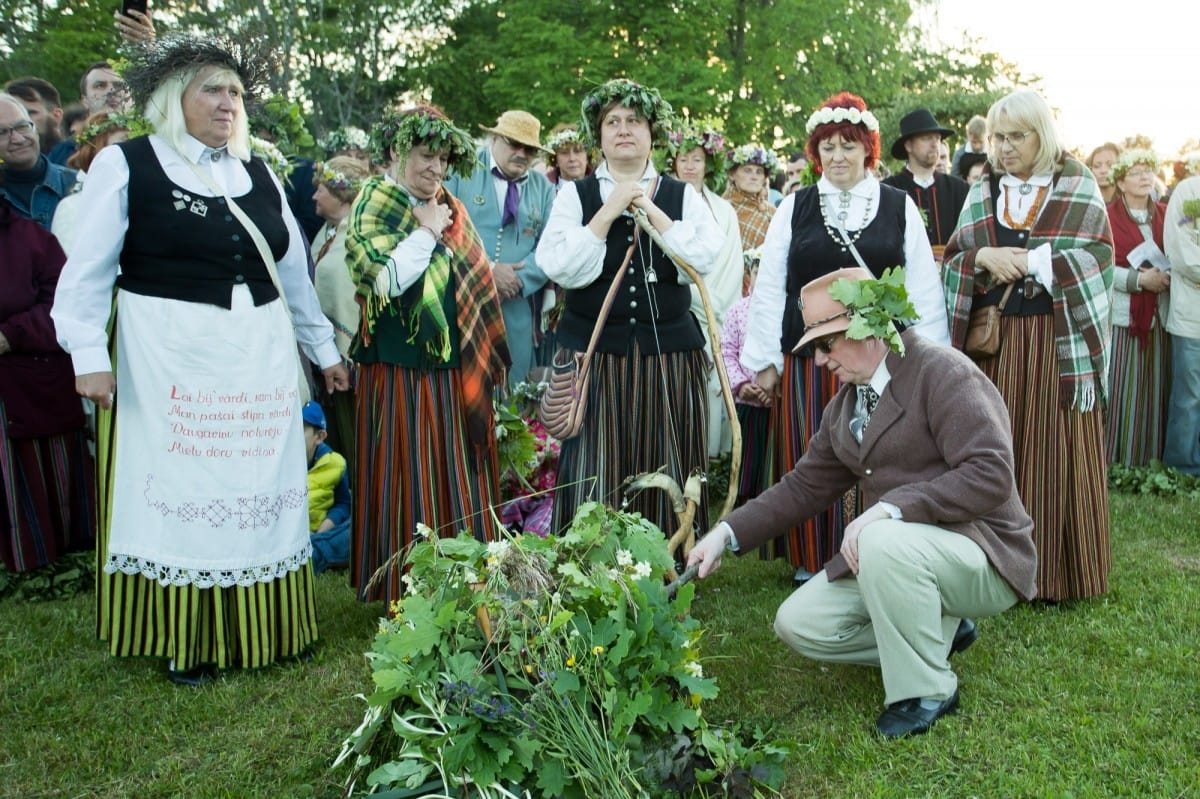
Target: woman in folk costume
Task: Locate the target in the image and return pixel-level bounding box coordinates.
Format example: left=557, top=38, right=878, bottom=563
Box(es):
left=1104, top=150, right=1172, bottom=466
left=50, top=34, right=350, bottom=685
left=742, top=91, right=949, bottom=583
left=345, top=105, right=509, bottom=603
left=535, top=79, right=723, bottom=536
left=943, top=90, right=1114, bottom=601
left=722, top=143, right=778, bottom=294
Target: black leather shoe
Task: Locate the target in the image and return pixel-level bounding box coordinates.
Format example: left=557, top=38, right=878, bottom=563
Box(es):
left=876, top=690, right=959, bottom=738
left=167, top=662, right=216, bottom=687
left=950, top=618, right=979, bottom=656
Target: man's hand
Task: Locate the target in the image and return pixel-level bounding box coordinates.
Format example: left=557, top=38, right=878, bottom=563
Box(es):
left=1139, top=268, right=1171, bottom=294
left=114, top=9, right=155, bottom=43
left=839, top=503, right=891, bottom=575
left=492, top=261, right=525, bottom=300
left=323, top=363, right=351, bottom=392
left=686, top=525, right=730, bottom=579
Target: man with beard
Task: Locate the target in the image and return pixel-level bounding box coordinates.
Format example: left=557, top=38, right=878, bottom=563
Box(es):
left=446, top=109, right=556, bottom=387
left=883, top=109, right=968, bottom=252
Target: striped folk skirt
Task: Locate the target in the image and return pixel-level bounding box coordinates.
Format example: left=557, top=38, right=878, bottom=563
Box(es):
left=551, top=343, right=709, bottom=540
left=977, top=313, right=1111, bottom=601
left=0, top=402, right=93, bottom=573
left=735, top=403, right=775, bottom=504
left=772, top=354, right=846, bottom=572
left=1105, top=323, right=1171, bottom=466
left=351, top=363, right=501, bottom=603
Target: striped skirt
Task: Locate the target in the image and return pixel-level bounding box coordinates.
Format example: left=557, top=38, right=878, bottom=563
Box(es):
left=0, top=402, right=94, bottom=573
left=735, top=403, right=774, bottom=504
left=772, top=354, right=846, bottom=572
left=551, top=343, right=709, bottom=540
left=352, top=363, right=501, bottom=603
left=1105, top=324, right=1171, bottom=466
left=977, top=313, right=1111, bottom=601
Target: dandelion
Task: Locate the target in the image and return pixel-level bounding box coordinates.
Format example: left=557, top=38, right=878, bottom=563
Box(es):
left=592, top=646, right=605, bottom=656
left=566, top=655, right=577, bottom=667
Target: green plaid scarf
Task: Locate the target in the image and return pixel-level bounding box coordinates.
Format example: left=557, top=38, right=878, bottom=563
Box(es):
left=944, top=155, right=1114, bottom=410
left=345, top=175, right=510, bottom=446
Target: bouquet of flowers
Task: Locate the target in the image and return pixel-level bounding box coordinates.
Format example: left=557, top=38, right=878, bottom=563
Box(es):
left=334, top=503, right=790, bottom=798
left=495, top=382, right=559, bottom=536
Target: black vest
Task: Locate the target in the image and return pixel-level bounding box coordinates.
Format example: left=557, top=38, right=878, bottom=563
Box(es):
left=115, top=136, right=287, bottom=308
left=781, top=184, right=907, bottom=353
left=557, top=174, right=703, bottom=354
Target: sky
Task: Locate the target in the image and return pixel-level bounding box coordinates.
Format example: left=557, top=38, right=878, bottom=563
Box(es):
left=931, top=0, right=1194, bottom=157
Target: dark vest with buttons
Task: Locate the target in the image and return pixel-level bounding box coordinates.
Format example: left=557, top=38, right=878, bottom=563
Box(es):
left=115, top=136, right=286, bottom=308
left=557, top=174, right=703, bottom=355
left=781, top=183, right=906, bottom=354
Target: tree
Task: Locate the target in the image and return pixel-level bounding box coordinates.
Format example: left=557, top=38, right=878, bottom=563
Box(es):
left=1, top=0, right=122, bottom=104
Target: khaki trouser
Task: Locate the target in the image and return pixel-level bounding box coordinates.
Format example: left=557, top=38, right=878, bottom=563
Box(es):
left=773, top=519, right=1018, bottom=706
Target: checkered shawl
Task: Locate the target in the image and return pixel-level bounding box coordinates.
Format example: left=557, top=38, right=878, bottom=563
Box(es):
left=724, top=187, right=774, bottom=249
left=345, top=175, right=509, bottom=447
left=944, top=156, right=1114, bottom=410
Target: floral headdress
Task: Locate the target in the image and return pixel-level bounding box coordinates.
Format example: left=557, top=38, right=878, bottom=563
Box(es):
left=828, top=266, right=918, bottom=355
left=1110, top=149, right=1159, bottom=183
left=249, top=135, right=293, bottom=182
left=805, top=105, right=880, bottom=135
left=579, top=78, right=674, bottom=149
left=122, top=32, right=277, bottom=110
left=662, top=120, right=728, bottom=191
left=314, top=160, right=365, bottom=194
left=371, top=107, right=477, bottom=177
left=75, top=112, right=153, bottom=146
left=1182, top=152, right=1200, bottom=177
left=724, top=143, right=781, bottom=178
left=320, top=126, right=370, bottom=155
left=545, top=126, right=584, bottom=153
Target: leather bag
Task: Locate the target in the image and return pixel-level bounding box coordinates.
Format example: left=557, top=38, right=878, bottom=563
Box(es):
left=964, top=283, right=1015, bottom=359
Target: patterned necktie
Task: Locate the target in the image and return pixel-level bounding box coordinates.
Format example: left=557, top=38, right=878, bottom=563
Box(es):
left=851, top=385, right=880, bottom=442
left=491, top=166, right=523, bottom=227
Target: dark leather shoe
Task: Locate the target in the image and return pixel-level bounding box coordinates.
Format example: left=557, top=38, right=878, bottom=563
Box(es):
left=876, top=690, right=959, bottom=738
left=950, top=618, right=979, bottom=656
left=167, top=663, right=216, bottom=687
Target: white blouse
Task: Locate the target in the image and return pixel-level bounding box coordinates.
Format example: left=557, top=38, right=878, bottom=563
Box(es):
left=51, top=134, right=341, bottom=376
left=741, top=175, right=950, bottom=374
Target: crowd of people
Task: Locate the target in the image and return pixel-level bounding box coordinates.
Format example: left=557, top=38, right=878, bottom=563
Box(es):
left=3, top=16, right=1199, bottom=734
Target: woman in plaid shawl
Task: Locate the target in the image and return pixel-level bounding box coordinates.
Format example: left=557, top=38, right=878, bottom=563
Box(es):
left=722, top=144, right=778, bottom=295
left=943, top=90, right=1114, bottom=601
left=345, top=105, right=510, bottom=603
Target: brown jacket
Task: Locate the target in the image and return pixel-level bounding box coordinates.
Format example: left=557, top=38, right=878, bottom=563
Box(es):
left=725, top=330, right=1037, bottom=601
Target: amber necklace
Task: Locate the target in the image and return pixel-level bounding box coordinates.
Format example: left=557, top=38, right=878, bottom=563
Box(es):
left=1001, top=183, right=1048, bottom=230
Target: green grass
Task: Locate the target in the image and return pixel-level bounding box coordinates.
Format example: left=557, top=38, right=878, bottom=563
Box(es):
left=3, top=493, right=1199, bottom=798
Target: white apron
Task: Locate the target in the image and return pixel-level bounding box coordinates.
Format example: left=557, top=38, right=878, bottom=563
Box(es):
left=105, top=285, right=310, bottom=587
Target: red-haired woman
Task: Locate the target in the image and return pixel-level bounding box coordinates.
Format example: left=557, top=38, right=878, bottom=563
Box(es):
left=740, top=92, right=949, bottom=581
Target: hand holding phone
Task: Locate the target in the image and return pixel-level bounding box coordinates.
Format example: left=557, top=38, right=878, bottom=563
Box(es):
left=121, top=0, right=148, bottom=16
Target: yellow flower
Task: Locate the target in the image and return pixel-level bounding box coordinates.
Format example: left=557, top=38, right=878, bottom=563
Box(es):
left=525, top=664, right=533, bottom=674
left=566, top=656, right=577, bottom=667
left=592, top=646, right=605, bottom=656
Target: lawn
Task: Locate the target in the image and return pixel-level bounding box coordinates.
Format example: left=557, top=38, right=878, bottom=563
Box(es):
left=1, top=491, right=1198, bottom=798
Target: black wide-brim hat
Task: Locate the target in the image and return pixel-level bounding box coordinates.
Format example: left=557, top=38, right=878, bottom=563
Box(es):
left=890, top=108, right=955, bottom=160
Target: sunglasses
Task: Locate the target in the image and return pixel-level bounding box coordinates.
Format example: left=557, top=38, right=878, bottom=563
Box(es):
left=814, top=334, right=840, bottom=354
left=502, top=136, right=538, bottom=154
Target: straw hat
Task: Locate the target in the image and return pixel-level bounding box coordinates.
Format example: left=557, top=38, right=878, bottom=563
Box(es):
left=480, top=110, right=552, bottom=154
left=794, top=267, right=873, bottom=351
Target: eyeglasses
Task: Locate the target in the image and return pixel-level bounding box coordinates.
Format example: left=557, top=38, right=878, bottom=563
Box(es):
left=1122, top=167, right=1156, bottom=179
left=0, top=120, right=35, bottom=141
left=502, top=136, right=538, bottom=154
left=814, top=334, right=840, bottom=354
left=990, top=131, right=1033, bottom=147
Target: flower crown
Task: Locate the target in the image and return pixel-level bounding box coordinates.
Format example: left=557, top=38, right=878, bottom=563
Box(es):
left=666, top=121, right=727, bottom=159
left=1110, top=149, right=1159, bottom=183
left=725, top=143, right=781, bottom=178
left=371, top=109, right=477, bottom=177
left=315, top=160, right=364, bottom=193
left=545, top=127, right=584, bottom=152
left=249, top=135, right=293, bottom=182
left=579, top=78, right=674, bottom=148
left=75, top=112, right=154, bottom=146
left=827, top=266, right=918, bottom=355
left=805, top=105, right=880, bottom=135
left=320, top=126, right=370, bottom=155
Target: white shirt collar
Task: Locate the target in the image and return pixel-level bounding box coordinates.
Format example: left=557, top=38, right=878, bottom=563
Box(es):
left=868, top=357, right=891, bottom=397
left=595, top=159, right=658, bottom=185
left=182, top=134, right=231, bottom=165
left=998, top=173, right=1052, bottom=189
left=817, top=174, right=876, bottom=199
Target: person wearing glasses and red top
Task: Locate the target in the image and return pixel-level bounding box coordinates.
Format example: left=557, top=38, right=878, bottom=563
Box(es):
left=446, top=110, right=556, bottom=387
left=944, top=89, right=1114, bottom=602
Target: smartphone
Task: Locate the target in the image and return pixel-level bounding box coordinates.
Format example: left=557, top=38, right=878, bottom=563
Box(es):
left=121, top=0, right=148, bottom=16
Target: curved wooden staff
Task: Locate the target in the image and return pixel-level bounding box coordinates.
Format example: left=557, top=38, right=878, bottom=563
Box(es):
left=630, top=207, right=743, bottom=522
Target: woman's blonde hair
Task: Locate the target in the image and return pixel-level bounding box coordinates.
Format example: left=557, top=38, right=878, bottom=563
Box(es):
left=986, top=90, right=1063, bottom=177
left=144, top=65, right=250, bottom=161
